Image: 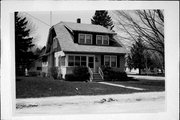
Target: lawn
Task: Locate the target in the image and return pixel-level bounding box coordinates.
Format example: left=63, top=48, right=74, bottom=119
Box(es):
left=16, top=77, right=165, bottom=98
left=109, top=79, right=165, bottom=92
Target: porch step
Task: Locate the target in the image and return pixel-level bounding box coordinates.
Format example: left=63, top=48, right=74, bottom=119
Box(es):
left=92, top=73, right=103, bottom=82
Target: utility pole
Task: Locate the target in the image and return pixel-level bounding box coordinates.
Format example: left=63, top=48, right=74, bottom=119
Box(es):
left=50, top=11, right=52, bottom=27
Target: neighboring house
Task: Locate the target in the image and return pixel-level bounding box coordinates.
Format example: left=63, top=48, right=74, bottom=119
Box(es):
left=29, top=46, right=47, bottom=76
left=44, top=19, right=128, bottom=80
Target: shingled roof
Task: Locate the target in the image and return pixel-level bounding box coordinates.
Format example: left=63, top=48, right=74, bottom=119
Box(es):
left=51, top=22, right=127, bottom=54
left=63, top=22, right=116, bottom=34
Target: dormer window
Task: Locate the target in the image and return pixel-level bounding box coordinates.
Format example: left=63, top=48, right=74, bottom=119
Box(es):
left=78, top=34, right=92, bottom=44
left=96, top=35, right=109, bottom=45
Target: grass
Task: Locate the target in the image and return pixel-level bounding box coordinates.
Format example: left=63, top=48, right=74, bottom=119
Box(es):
left=109, top=79, right=165, bottom=92
left=16, top=77, right=165, bottom=98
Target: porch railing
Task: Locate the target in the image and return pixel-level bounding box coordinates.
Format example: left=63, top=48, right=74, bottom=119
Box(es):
left=88, top=67, right=93, bottom=82
left=98, top=67, right=104, bottom=80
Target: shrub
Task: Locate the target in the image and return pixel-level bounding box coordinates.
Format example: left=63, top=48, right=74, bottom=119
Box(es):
left=28, top=71, right=39, bottom=76
left=73, top=66, right=90, bottom=81
left=65, top=66, right=90, bottom=81
left=65, top=74, right=77, bottom=81
left=57, top=74, right=63, bottom=80
left=101, top=66, right=128, bottom=81
left=48, top=67, right=59, bottom=79
left=41, top=72, right=47, bottom=77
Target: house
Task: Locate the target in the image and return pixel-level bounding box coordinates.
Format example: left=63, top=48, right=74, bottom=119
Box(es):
left=44, top=19, right=127, bottom=80
left=28, top=46, right=47, bottom=76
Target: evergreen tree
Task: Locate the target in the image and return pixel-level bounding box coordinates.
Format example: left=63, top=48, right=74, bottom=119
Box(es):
left=91, top=10, right=114, bottom=29
left=15, top=12, right=35, bottom=75
left=127, top=38, right=146, bottom=74
left=127, top=38, right=160, bottom=74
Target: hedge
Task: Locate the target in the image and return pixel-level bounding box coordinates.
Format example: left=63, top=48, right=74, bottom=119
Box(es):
left=65, top=66, right=90, bottom=81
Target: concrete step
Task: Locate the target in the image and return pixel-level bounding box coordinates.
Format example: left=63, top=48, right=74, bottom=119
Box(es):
left=92, top=73, right=103, bottom=82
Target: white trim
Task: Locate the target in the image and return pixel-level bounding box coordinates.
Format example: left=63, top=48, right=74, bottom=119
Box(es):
left=96, top=35, right=103, bottom=45
left=111, top=56, right=117, bottom=67
left=78, top=33, right=92, bottom=44
left=96, top=35, right=109, bottom=45
left=103, top=35, right=109, bottom=45
left=104, top=55, right=117, bottom=68
left=65, top=55, right=68, bottom=67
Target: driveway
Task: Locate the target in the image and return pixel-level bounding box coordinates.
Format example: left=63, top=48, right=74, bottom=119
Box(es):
left=128, top=75, right=165, bottom=80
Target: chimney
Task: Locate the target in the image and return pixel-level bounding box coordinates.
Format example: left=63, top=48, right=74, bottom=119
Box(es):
left=77, top=18, right=81, bottom=23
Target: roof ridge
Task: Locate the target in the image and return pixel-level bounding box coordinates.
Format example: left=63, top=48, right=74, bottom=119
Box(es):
left=53, top=21, right=116, bottom=34
left=54, top=21, right=111, bottom=29
left=63, top=21, right=104, bottom=27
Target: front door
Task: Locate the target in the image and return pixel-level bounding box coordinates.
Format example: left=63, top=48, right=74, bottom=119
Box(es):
left=87, top=56, right=95, bottom=72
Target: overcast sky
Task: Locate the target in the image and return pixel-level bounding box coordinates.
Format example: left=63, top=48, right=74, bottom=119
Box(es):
left=20, top=11, right=95, bottom=48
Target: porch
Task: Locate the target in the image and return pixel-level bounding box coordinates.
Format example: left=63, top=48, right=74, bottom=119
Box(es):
left=55, top=53, right=124, bottom=80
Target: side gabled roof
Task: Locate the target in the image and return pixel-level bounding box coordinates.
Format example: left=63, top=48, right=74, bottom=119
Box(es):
left=48, top=22, right=127, bottom=54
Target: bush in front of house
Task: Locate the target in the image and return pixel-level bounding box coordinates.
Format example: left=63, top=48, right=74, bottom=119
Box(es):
left=48, top=67, right=59, bottom=79
left=28, top=71, right=40, bottom=76
left=65, top=74, right=77, bottom=81
left=41, top=72, right=47, bottom=77
left=65, top=66, right=90, bottom=81
left=101, top=66, right=128, bottom=81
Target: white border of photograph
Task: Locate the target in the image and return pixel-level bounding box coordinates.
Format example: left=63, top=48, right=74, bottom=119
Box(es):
left=1, top=1, right=179, bottom=120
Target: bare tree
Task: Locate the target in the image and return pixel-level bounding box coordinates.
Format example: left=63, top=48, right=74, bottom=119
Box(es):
left=111, top=10, right=164, bottom=70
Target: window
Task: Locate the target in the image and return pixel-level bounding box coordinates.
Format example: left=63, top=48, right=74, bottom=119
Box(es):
left=68, top=56, right=74, bottom=66
left=68, top=55, right=94, bottom=67
left=104, top=56, right=110, bottom=66
left=75, top=56, right=80, bottom=66
left=111, top=56, right=117, bottom=67
left=81, top=56, right=86, bottom=66
left=68, top=55, right=86, bottom=67
left=96, top=35, right=103, bottom=45
left=96, top=35, right=109, bottom=45
left=88, top=56, right=94, bottom=68
left=103, top=36, right=109, bottom=45
left=58, top=56, right=61, bottom=66
left=60, top=56, right=65, bottom=66
left=86, top=34, right=92, bottom=44
left=79, top=34, right=85, bottom=44
left=104, top=56, right=117, bottom=67
left=37, top=67, right=42, bottom=70
left=79, top=34, right=92, bottom=44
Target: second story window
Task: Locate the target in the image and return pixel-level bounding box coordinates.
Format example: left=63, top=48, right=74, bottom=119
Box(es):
left=103, top=36, right=109, bottom=45
left=79, top=34, right=92, bottom=45
left=96, top=35, right=109, bottom=45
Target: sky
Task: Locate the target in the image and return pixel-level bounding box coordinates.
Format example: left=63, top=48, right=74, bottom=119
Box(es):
left=20, top=11, right=95, bottom=48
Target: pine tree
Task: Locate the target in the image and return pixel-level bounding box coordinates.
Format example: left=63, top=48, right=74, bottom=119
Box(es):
left=127, top=38, right=146, bottom=75
left=91, top=10, right=114, bottom=29
left=15, top=12, right=35, bottom=75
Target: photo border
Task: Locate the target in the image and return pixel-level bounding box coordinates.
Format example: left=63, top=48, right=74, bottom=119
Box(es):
left=1, top=1, right=179, bottom=120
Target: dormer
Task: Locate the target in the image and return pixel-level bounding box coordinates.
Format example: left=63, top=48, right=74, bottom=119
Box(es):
left=96, top=35, right=109, bottom=45
left=78, top=33, right=92, bottom=45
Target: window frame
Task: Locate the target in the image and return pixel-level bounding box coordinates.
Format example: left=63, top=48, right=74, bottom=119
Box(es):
left=103, top=35, right=109, bottom=45
left=96, top=35, right=109, bottom=45
left=67, top=55, right=95, bottom=68
left=96, top=35, right=103, bottom=45
left=110, top=56, right=117, bottom=68
left=104, top=55, right=117, bottom=68
left=78, top=33, right=92, bottom=45
left=68, top=55, right=75, bottom=66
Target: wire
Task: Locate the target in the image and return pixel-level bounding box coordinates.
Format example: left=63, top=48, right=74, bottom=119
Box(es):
left=23, top=12, right=51, bottom=27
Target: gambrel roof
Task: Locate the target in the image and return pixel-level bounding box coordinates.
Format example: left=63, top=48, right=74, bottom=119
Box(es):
left=46, top=22, right=127, bottom=54
left=63, top=22, right=116, bottom=34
